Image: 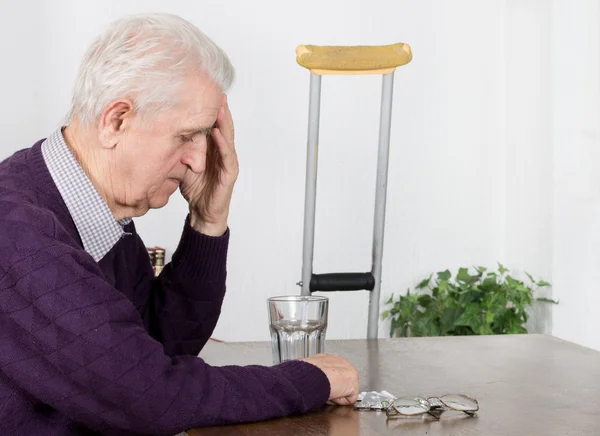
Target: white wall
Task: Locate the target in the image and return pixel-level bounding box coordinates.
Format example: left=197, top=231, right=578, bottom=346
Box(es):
left=0, top=2, right=44, bottom=151
left=2, top=0, right=595, bottom=348
left=551, top=0, right=600, bottom=351
left=505, top=0, right=554, bottom=335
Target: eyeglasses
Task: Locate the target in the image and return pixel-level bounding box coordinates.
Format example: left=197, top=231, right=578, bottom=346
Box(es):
left=385, top=394, right=479, bottom=420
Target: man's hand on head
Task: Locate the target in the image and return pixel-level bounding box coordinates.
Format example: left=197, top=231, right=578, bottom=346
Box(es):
left=181, top=94, right=238, bottom=236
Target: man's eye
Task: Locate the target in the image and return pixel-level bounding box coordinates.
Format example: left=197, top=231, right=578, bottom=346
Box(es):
left=180, top=133, right=208, bottom=144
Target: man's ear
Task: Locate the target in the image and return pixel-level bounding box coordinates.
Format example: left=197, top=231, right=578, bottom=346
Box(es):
left=97, top=99, right=135, bottom=150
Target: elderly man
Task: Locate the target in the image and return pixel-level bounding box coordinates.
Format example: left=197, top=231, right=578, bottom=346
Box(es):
left=0, top=13, right=358, bottom=436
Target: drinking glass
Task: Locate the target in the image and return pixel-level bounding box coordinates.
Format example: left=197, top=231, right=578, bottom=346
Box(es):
left=267, top=295, right=328, bottom=364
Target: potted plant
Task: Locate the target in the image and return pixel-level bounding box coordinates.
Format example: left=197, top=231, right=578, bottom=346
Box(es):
left=382, top=264, right=557, bottom=337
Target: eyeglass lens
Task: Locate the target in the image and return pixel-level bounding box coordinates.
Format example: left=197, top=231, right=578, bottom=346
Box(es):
left=439, top=394, right=479, bottom=412
left=392, top=397, right=430, bottom=415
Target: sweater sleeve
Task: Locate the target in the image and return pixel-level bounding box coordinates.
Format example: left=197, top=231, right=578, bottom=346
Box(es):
left=142, top=216, right=229, bottom=357
left=0, top=209, right=330, bottom=435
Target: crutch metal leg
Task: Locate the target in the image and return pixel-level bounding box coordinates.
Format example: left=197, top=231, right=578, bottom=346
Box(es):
left=368, top=73, right=395, bottom=339
left=295, top=43, right=413, bottom=338
left=301, top=73, right=322, bottom=297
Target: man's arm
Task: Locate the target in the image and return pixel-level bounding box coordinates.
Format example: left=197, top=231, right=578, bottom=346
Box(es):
left=0, top=212, right=330, bottom=435
left=140, top=216, right=228, bottom=356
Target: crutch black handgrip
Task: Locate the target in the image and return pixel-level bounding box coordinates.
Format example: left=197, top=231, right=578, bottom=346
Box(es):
left=310, top=273, right=375, bottom=292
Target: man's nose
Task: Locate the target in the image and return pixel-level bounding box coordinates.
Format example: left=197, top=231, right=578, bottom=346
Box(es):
left=180, top=140, right=207, bottom=173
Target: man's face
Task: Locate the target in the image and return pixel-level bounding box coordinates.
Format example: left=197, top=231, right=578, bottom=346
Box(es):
left=111, top=73, right=223, bottom=214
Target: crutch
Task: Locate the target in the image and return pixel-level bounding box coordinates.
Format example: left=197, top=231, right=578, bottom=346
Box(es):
left=295, top=43, right=412, bottom=339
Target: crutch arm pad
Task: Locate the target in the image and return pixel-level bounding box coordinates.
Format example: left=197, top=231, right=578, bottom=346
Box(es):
left=296, top=43, right=412, bottom=75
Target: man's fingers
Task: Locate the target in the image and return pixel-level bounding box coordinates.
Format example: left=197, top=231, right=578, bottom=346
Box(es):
left=334, top=398, right=351, bottom=406
left=211, top=128, right=239, bottom=175
left=346, top=394, right=359, bottom=404
left=217, top=95, right=235, bottom=144
left=330, top=396, right=355, bottom=406
left=212, top=128, right=236, bottom=157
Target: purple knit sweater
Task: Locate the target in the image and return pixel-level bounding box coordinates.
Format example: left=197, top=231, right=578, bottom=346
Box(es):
left=0, top=141, right=330, bottom=435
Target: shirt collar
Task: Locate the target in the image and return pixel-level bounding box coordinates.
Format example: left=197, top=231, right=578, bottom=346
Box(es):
left=41, top=128, right=132, bottom=262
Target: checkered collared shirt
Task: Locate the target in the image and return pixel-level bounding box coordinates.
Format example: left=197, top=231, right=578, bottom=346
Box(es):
left=41, top=128, right=132, bottom=262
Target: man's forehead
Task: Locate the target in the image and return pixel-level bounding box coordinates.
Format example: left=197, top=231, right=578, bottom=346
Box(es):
left=179, top=72, right=222, bottom=103
left=176, top=104, right=219, bottom=131
left=177, top=93, right=221, bottom=121
left=171, top=74, right=222, bottom=127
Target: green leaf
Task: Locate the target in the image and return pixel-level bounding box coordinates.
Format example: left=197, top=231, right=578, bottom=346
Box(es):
left=424, top=321, right=441, bottom=337
left=505, top=276, right=521, bottom=288
left=389, top=317, right=399, bottom=337
left=451, top=325, right=475, bottom=336
left=459, top=289, right=482, bottom=307
left=445, top=297, right=460, bottom=309
left=536, top=297, right=559, bottom=304
left=483, top=292, right=504, bottom=313
left=440, top=307, right=460, bottom=334
left=385, top=294, right=394, bottom=305
left=498, top=263, right=509, bottom=275
left=485, top=311, right=495, bottom=325
left=475, top=266, right=487, bottom=274
left=437, top=270, right=452, bottom=281
left=525, top=272, right=535, bottom=283
left=507, top=325, right=527, bottom=334
left=478, top=323, right=494, bottom=335
left=455, top=305, right=483, bottom=333
left=537, top=280, right=551, bottom=287
left=381, top=310, right=390, bottom=320
left=416, top=275, right=432, bottom=289
left=457, top=268, right=480, bottom=285
left=418, top=294, right=433, bottom=308
left=457, top=267, right=470, bottom=282
left=481, top=275, right=498, bottom=290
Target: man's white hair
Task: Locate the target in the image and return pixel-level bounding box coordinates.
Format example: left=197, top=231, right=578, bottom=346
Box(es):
left=67, top=13, right=235, bottom=126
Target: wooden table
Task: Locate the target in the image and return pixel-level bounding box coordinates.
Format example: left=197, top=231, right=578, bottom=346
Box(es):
left=188, top=335, right=600, bottom=435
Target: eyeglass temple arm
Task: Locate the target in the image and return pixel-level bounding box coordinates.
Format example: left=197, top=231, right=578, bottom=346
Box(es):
left=427, top=410, right=441, bottom=420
